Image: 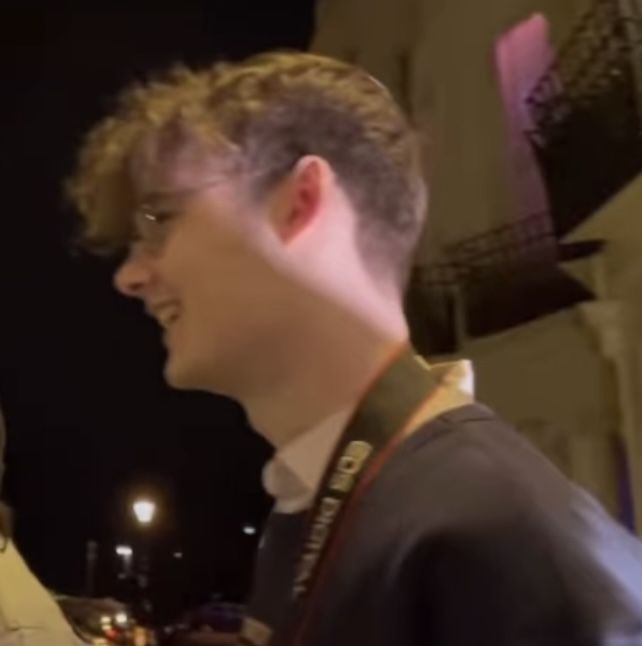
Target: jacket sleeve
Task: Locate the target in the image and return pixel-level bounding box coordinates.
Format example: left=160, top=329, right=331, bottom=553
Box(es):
left=413, top=488, right=642, bottom=645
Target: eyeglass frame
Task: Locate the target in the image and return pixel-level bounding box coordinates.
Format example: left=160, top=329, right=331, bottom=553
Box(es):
left=130, top=179, right=229, bottom=252
left=127, top=155, right=303, bottom=253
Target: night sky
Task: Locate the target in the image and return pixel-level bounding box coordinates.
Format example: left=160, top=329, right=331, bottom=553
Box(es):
left=1, top=3, right=316, bottom=616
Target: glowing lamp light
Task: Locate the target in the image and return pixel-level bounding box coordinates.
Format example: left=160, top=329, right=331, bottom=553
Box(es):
left=115, top=545, right=133, bottom=557
left=114, top=612, right=128, bottom=626
left=132, top=499, right=156, bottom=525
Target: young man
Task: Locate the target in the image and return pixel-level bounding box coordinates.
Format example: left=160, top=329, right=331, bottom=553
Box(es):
left=68, top=52, right=642, bottom=645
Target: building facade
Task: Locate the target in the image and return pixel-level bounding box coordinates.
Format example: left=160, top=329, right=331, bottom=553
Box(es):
left=313, top=0, right=642, bottom=534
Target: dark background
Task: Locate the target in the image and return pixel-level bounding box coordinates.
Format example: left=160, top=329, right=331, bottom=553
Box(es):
left=0, top=2, right=316, bottom=618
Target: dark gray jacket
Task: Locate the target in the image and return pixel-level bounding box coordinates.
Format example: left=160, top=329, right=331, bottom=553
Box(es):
left=246, top=405, right=642, bottom=645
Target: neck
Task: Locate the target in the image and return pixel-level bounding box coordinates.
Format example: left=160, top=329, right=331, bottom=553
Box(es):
left=243, top=314, right=409, bottom=449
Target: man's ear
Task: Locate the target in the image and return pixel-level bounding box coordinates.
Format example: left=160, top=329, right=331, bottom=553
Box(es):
left=269, top=156, right=332, bottom=243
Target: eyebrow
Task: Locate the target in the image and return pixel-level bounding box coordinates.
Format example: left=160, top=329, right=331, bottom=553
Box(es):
left=137, top=188, right=186, bottom=204
left=137, top=179, right=225, bottom=205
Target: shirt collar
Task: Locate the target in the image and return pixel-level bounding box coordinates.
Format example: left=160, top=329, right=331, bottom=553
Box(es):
left=262, top=408, right=352, bottom=514
left=262, top=358, right=475, bottom=513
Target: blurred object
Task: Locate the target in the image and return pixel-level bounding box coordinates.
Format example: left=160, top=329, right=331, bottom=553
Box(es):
left=0, top=501, right=13, bottom=544
left=165, top=628, right=237, bottom=645
left=0, top=541, right=89, bottom=644
left=86, top=539, right=98, bottom=597
left=184, top=602, right=243, bottom=635
left=132, top=625, right=157, bottom=646
left=161, top=602, right=243, bottom=644
left=0, top=403, right=88, bottom=644
left=56, top=595, right=138, bottom=645
left=242, top=525, right=256, bottom=537
left=116, top=544, right=134, bottom=579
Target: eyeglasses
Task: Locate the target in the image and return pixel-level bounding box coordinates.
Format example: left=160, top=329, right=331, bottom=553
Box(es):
left=132, top=204, right=177, bottom=251
left=130, top=180, right=224, bottom=252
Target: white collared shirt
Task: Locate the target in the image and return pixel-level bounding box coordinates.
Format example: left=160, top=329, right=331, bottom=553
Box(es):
left=262, top=358, right=475, bottom=514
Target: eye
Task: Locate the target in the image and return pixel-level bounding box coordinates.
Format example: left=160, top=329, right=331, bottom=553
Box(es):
left=134, top=205, right=178, bottom=244
left=141, top=207, right=176, bottom=225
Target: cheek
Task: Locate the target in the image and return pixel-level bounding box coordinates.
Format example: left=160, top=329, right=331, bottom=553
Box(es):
left=165, top=215, right=294, bottom=328
left=186, top=266, right=282, bottom=343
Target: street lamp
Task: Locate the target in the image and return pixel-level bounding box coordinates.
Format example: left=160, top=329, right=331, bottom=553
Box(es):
left=115, top=544, right=133, bottom=578
left=130, top=497, right=156, bottom=623
left=132, top=499, right=156, bottom=526
left=116, top=544, right=133, bottom=557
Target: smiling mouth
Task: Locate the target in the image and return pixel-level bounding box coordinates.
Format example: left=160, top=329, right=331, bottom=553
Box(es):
left=151, top=305, right=180, bottom=329
left=159, top=311, right=180, bottom=329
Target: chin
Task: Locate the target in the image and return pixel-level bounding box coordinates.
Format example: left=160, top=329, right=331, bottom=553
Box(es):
left=163, top=356, right=201, bottom=391
left=163, top=354, right=228, bottom=396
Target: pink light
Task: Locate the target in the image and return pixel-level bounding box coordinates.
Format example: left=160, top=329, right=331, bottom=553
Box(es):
left=495, top=14, right=552, bottom=218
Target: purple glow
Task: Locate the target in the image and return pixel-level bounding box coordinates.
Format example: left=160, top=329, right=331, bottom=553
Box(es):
left=495, top=14, right=552, bottom=218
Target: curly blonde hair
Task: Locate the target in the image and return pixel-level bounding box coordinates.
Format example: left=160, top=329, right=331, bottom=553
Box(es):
left=67, top=51, right=427, bottom=284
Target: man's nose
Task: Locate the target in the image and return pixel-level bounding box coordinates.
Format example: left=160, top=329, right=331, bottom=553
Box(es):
left=113, top=251, right=154, bottom=298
